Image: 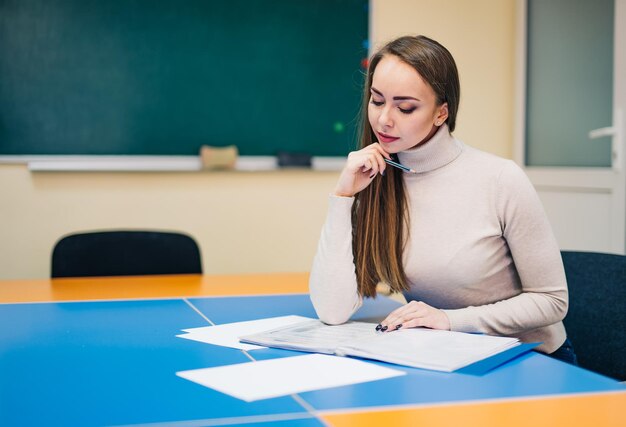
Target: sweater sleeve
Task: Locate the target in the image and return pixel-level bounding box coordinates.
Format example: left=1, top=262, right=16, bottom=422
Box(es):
left=443, top=161, right=568, bottom=336
left=309, top=195, right=363, bottom=324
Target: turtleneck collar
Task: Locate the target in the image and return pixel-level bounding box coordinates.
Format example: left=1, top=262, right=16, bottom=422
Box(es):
left=396, top=124, right=463, bottom=174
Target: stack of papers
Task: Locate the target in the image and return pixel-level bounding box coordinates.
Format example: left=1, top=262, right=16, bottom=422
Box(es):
left=177, top=315, right=312, bottom=350
left=175, top=316, right=534, bottom=402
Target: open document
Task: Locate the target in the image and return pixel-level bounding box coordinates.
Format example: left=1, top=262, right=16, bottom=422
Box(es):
left=240, top=320, right=526, bottom=373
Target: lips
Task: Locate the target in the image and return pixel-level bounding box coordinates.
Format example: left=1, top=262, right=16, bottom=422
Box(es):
left=376, top=131, right=399, bottom=143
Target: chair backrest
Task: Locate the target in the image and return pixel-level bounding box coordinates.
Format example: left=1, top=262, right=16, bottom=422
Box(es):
left=561, top=250, right=625, bottom=381
left=51, top=230, right=202, bottom=278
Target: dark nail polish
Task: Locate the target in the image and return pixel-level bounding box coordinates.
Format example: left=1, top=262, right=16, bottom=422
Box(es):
left=395, top=324, right=402, bottom=330
left=369, top=174, right=375, bottom=179
left=381, top=325, right=388, bottom=332
left=375, top=324, right=382, bottom=331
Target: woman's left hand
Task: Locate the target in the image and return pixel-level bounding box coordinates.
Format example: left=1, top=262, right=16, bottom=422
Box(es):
left=379, top=300, right=451, bottom=332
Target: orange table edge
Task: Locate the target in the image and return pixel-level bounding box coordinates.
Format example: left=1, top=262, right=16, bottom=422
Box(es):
left=0, top=272, right=310, bottom=303
left=320, top=390, right=626, bottom=427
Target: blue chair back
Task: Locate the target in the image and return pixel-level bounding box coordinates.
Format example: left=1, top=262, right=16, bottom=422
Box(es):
left=561, top=250, right=625, bottom=381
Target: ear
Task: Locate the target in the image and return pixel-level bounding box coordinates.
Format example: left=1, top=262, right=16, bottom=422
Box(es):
left=434, top=103, right=449, bottom=126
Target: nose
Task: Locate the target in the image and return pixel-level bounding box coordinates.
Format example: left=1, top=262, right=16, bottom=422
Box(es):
left=378, top=105, right=393, bottom=129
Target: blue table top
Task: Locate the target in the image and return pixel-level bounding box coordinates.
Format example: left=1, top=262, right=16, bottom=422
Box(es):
left=0, top=294, right=622, bottom=426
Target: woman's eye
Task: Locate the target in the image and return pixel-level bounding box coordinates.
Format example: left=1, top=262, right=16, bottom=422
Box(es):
left=399, top=107, right=416, bottom=114
left=370, top=99, right=384, bottom=106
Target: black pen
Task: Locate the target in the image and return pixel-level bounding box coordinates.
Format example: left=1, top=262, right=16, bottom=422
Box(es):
left=384, top=158, right=417, bottom=174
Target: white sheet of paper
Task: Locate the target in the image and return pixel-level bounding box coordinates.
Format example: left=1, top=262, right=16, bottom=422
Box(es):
left=176, top=353, right=405, bottom=402
left=177, top=315, right=313, bottom=351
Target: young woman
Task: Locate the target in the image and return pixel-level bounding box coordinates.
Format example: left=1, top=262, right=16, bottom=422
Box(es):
left=309, top=35, right=577, bottom=364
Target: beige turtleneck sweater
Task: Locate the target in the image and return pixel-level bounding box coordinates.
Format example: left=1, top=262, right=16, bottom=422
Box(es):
left=309, top=126, right=568, bottom=353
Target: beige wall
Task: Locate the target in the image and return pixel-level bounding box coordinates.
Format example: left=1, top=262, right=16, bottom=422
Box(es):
left=0, top=0, right=516, bottom=279
left=0, top=166, right=339, bottom=279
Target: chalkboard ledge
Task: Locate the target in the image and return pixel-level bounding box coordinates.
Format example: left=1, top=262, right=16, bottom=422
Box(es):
left=0, top=155, right=346, bottom=172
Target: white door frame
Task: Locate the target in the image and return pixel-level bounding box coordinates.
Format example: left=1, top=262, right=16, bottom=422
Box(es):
left=514, top=0, right=626, bottom=255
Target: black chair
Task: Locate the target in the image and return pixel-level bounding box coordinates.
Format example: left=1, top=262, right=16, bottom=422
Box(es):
left=561, top=250, right=625, bottom=381
left=51, top=230, right=202, bottom=278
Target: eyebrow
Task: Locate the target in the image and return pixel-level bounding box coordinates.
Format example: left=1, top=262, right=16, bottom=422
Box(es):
left=371, top=87, right=421, bottom=102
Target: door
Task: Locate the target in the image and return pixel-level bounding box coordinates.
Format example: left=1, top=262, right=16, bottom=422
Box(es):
left=516, top=0, right=626, bottom=254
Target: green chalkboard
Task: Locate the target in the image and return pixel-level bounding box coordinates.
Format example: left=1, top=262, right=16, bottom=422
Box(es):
left=0, top=0, right=368, bottom=156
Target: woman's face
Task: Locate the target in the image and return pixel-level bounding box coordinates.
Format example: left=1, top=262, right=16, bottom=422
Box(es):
left=368, top=55, right=448, bottom=153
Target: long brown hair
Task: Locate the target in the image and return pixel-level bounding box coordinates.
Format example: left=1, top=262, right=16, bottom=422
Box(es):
left=353, top=35, right=460, bottom=298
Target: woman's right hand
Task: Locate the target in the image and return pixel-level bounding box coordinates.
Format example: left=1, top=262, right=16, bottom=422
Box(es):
left=334, top=143, right=391, bottom=197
